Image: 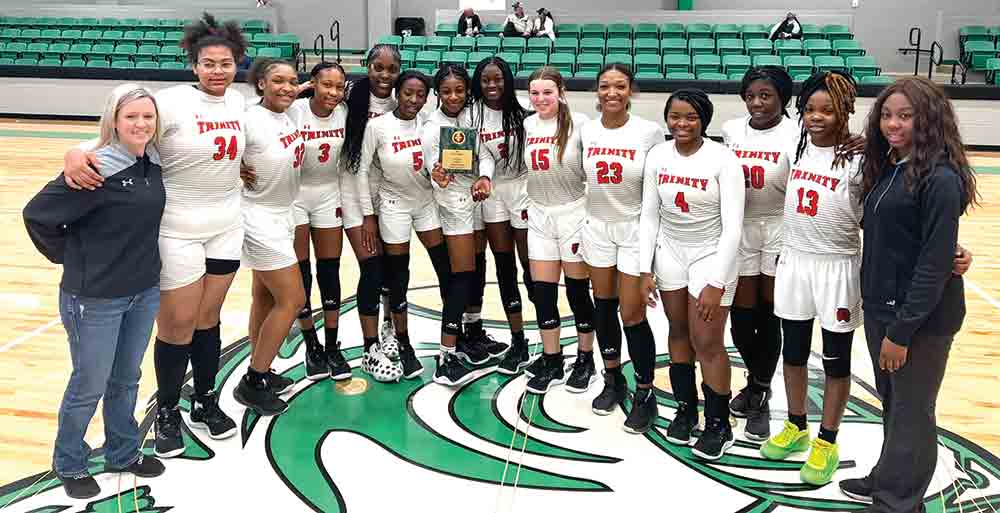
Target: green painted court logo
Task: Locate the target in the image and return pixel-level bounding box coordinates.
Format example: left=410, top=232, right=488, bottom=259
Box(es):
left=3, top=299, right=999, bottom=512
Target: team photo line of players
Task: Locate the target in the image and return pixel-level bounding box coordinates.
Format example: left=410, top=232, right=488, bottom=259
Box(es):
left=39, top=14, right=977, bottom=511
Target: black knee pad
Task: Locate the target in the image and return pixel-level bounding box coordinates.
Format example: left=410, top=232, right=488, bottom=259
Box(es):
left=205, top=258, right=239, bottom=275
left=533, top=281, right=560, bottom=330
left=781, top=318, right=814, bottom=367
left=357, top=256, right=383, bottom=316
left=468, top=252, right=487, bottom=308
left=821, top=328, right=854, bottom=378
left=492, top=251, right=522, bottom=314
left=624, top=321, right=656, bottom=385
left=594, top=297, right=622, bottom=360
left=315, top=258, right=341, bottom=312
left=442, top=271, right=473, bottom=335
left=427, top=242, right=451, bottom=299
left=384, top=253, right=411, bottom=313
left=564, top=276, right=594, bottom=334
left=297, top=259, right=313, bottom=319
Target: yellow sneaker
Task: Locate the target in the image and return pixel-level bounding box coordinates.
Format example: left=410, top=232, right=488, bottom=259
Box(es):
left=800, top=438, right=840, bottom=485
left=760, top=420, right=811, bottom=460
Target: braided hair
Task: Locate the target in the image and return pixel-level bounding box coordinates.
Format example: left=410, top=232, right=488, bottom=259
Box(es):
left=664, top=88, right=713, bottom=136
left=181, top=12, right=247, bottom=65
left=470, top=57, right=530, bottom=174
left=246, top=57, right=295, bottom=97
left=433, top=63, right=473, bottom=113
left=794, top=71, right=856, bottom=168
left=340, top=44, right=401, bottom=174
left=739, top=65, right=793, bottom=118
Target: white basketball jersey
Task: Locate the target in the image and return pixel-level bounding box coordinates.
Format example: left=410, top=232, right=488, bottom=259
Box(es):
left=475, top=104, right=527, bottom=181
left=362, top=112, right=434, bottom=209
left=242, top=104, right=303, bottom=211
left=721, top=115, right=799, bottom=221
left=522, top=112, right=589, bottom=207
left=287, top=98, right=346, bottom=188
left=580, top=115, right=663, bottom=221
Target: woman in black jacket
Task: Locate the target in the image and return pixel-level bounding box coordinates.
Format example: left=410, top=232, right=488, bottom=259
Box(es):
left=840, top=76, right=979, bottom=511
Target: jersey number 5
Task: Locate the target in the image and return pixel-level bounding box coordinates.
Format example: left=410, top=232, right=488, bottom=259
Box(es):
left=211, top=135, right=238, bottom=161
left=596, top=161, right=623, bottom=184
left=412, top=151, right=424, bottom=172
left=795, top=188, right=819, bottom=217
left=318, top=143, right=331, bottom=163
left=530, top=148, right=550, bottom=171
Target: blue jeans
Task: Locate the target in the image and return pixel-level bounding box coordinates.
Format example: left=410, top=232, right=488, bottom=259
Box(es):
left=53, top=286, right=159, bottom=477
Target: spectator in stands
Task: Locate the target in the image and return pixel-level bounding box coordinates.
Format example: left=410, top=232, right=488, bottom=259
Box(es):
left=504, top=2, right=533, bottom=38
left=458, top=7, right=483, bottom=37
left=532, top=8, right=556, bottom=42
left=769, top=12, right=802, bottom=41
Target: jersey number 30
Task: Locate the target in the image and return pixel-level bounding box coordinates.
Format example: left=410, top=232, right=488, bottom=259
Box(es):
left=596, top=161, right=623, bottom=184
left=211, top=136, right=239, bottom=161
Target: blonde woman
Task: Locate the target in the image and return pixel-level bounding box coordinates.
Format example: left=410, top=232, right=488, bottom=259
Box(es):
left=24, top=83, right=167, bottom=498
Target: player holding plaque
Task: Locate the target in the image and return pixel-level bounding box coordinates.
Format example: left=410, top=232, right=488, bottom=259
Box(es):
left=439, top=125, right=478, bottom=174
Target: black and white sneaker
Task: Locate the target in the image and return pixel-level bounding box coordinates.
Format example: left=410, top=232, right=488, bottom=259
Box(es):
left=591, top=370, right=626, bottom=415
left=839, top=476, right=874, bottom=503
left=623, top=387, right=658, bottom=434
left=692, top=416, right=735, bottom=460
left=523, top=354, right=547, bottom=378
left=456, top=333, right=490, bottom=365
left=361, top=343, right=403, bottom=382
left=380, top=319, right=399, bottom=360
left=326, top=343, right=352, bottom=381
left=479, top=332, right=510, bottom=358
left=666, top=401, right=699, bottom=445
left=266, top=370, right=295, bottom=395
left=398, top=339, right=424, bottom=379
left=433, top=351, right=476, bottom=387
left=153, top=405, right=184, bottom=458
left=189, top=391, right=237, bottom=439
left=564, top=354, right=597, bottom=393
left=497, top=340, right=529, bottom=375
left=104, top=454, right=165, bottom=478
left=525, top=356, right=566, bottom=394
left=59, top=474, right=100, bottom=499
left=730, top=384, right=751, bottom=418
left=234, top=374, right=289, bottom=416
left=743, top=389, right=771, bottom=442
left=305, top=342, right=330, bottom=381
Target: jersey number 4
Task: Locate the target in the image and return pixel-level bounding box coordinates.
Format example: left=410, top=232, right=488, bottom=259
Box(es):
left=674, top=191, right=690, bottom=213
left=596, top=161, right=623, bottom=184
left=742, top=164, right=765, bottom=190
left=795, top=188, right=819, bottom=217
left=530, top=148, right=550, bottom=171
left=211, top=136, right=239, bottom=161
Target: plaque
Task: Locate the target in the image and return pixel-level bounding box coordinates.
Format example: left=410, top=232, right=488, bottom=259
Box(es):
left=440, top=126, right=477, bottom=174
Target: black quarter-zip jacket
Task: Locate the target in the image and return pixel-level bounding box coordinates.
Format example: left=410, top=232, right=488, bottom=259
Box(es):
left=23, top=143, right=166, bottom=298
left=861, top=158, right=966, bottom=346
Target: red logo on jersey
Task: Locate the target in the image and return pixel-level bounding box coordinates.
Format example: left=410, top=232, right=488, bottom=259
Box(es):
left=731, top=149, right=781, bottom=164
left=527, top=136, right=558, bottom=145
left=391, top=138, right=422, bottom=153
left=658, top=173, right=709, bottom=191
left=836, top=308, right=851, bottom=323
left=480, top=130, right=509, bottom=143
left=280, top=131, right=302, bottom=149
left=335, top=207, right=342, bottom=218
left=586, top=147, right=637, bottom=160
left=571, top=242, right=579, bottom=254
left=300, top=128, right=345, bottom=140
left=790, top=169, right=841, bottom=192
left=520, top=210, right=528, bottom=221
left=197, top=120, right=242, bottom=134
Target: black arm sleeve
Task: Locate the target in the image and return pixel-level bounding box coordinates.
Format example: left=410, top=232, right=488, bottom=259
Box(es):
left=23, top=174, right=103, bottom=264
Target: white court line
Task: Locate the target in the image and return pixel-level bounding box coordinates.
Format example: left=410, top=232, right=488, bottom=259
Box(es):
left=967, top=280, right=1000, bottom=312
left=0, top=318, right=60, bottom=354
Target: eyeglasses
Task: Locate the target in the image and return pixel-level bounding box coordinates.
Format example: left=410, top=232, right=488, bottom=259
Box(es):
left=197, top=61, right=236, bottom=72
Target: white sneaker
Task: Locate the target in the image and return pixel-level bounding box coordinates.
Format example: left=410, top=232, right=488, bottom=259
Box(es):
left=362, top=343, right=403, bottom=383
left=380, top=319, right=399, bottom=360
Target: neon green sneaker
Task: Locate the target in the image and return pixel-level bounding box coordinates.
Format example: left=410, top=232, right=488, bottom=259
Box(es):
left=800, top=438, right=840, bottom=485
left=760, top=420, right=811, bottom=460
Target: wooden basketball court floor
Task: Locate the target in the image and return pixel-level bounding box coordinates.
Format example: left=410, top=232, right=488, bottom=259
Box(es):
left=0, top=119, right=998, bottom=512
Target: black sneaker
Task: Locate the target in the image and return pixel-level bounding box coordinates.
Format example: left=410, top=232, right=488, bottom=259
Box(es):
left=744, top=389, right=771, bottom=442
left=456, top=333, right=490, bottom=365
left=398, top=339, right=424, bottom=379
left=839, top=476, right=874, bottom=503
left=591, top=370, right=626, bottom=415
left=234, top=374, right=289, bottom=416
left=59, top=474, right=100, bottom=499
left=326, top=343, right=352, bottom=381
left=523, top=354, right=546, bottom=378
left=433, top=351, right=476, bottom=387
left=666, top=401, right=699, bottom=445
left=497, top=340, right=529, bottom=375
left=623, top=387, right=658, bottom=434
left=189, top=391, right=237, bottom=439
left=730, top=384, right=751, bottom=418
left=480, top=332, right=510, bottom=358
left=692, top=416, right=735, bottom=460
left=266, top=370, right=294, bottom=395
left=153, top=405, right=184, bottom=458
left=525, top=356, right=566, bottom=394
left=104, top=454, right=165, bottom=478
left=564, top=354, right=597, bottom=393
left=305, top=342, right=330, bottom=381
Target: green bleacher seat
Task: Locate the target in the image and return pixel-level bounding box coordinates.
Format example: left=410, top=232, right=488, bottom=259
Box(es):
left=245, top=47, right=257, bottom=58
left=399, top=49, right=415, bottom=68
left=122, top=30, right=143, bottom=42
left=159, top=45, right=183, bottom=62
left=501, top=37, right=526, bottom=53
left=800, top=24, right=822, bottom=40
left=137, top=44, right=160, bottom=61
left=693, top=54, right=722, bottom=74
left=136, top=60, right=159, bottom=69
left=23, top=43, right=46, bottom=60
left=989, top=26, right=1000, bottom=42
left=435, top=23, right=458, bottom=37
left=521, top=52, right=548, bottom=71
left=986, top=58, right=1000, bottom=85
left=663, top=54, right=691, bottom=74
left=793, top=73, right=811, bottom=82
left=605, top=53, right=632, bottom=66
left=754, top=54, right=782, bottom=67
left=717, top=38, right=743, bottom=56
left=137, top=19, right=159, bottom=31
left=401, top=35, right=426, bottom=51
left=39, top=57, right=62, bottom=66
left=1, top=28, right=20, bottom=41
left=58, top=29, right=81, bottom=43
left=467, top=51, right=491, bottom=67
left=608, top=23, right=632, bottom=40
left=606, top=38, right=631, bottom=54
left=452, top=36, right=476, bottom=52
left=257, top=47, right=281, bottom=58
left=822, top=24, right=853, bottom=40
left=86, top=59, right=109, bottom=68
left=636, top=71, right=664, bottom=79
left=554, top=37, right=579, bottom=54
left=14, top=57, right=37, bottom=65
left=53, top=17, right=76, bottom=29
left=159, top=19, right=184, bottom=29
left=859, top=75, right=894, bottom=85
left=376, top=35, right=401, bottom=47
left=729, top=72, right=746, bottom=81
left=846, top=56, right=880, bottom=78
left=80, top=30, right=102, bottom=45
left=666, top=71, right=696, bottom=79
left=0, top=58, right=13, bottom=65
left=441, top=50, right=467, bottom=65
left=39, top=29, right=61, bottom=44
left=815, top=55, right=846, bottom=73
left=144, top=31, right=165, bottom=44
left=477, top=36, right=500, bottom=53
left=960, top=25, right=991, bottom=44
left=575, top=70, right=598, bottom=80
left=582, top=23, right=606, bottom=39
left=17, top=29, right=40, bottom=43
left=275, top=33, right=299, bottom=58
left=741, top=24, right=770, bottom=40
left=659, top=23, right=685, bottom=40
left=549, top=53, right=575, bottom=74
left=713, top=24, right=740, bottom=40
left=164, top=31, right=183, bottom=44
left=686, top=24, right=712, bottom=40
left=415, top=50, right=441, bottom=68
left=688, top=38, right=715, bottom=55
left=242, top=20, right=269, bottom=34
left=113, top=44, right=138, bottom=59
left=1, top=42, right=25, bottom=59
left=634, top=23, right=658, bottom=41
left=634, top=53, right=661, bottom=73
left=580, top=38, right=605, bottom=54
left=784, top=55, right=814, bottom=76
left=112, top=60, right=135, bottom=69
left=722, top=54, right=751, bottom=75
left=633, top=38, right=659, bottom=55
left=698, top=71, right=728, bottom=80
left=555, top=23, right=581, bottom=39
left=483, top=23, right=504, bottom=37
left=100, top=30, right=123, bottom=43
left=775, top=39, right=802, bottom=56
left=66, top=43, right=90, bottom=58
left=833, top=39, right=864, bottom=57
left=804, top=39, right=832, bottom=56
left=78, top=18, right=99, bottom=29
left=745, top=38, right=773, bottom=57
left=160, top=61, right=186, bottom=70
left=576, top=53, right=603, bottom=73
left=527, top=37, right=552, bottom=53
left=963, top=41, right=998, bottom=70
left=44, top=43, right=69, bottom=59
left=497, top=52, right=521, bottom=71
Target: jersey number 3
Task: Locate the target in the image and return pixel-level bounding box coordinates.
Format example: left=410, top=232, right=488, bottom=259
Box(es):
left=318, top=143, right=331, bottom=163
left=795, top=188, right=819, bottom=217
left=211, top=135, right=239, bottom=161
left=596, top=161, right=623, bottom=184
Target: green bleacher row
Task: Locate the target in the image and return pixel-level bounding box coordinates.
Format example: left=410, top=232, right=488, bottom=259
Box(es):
left=431, top=21, right=855, bottom=41
left=957, top=27, right=1000, bottom=72
left=0, top=16, right=269, bottom=33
